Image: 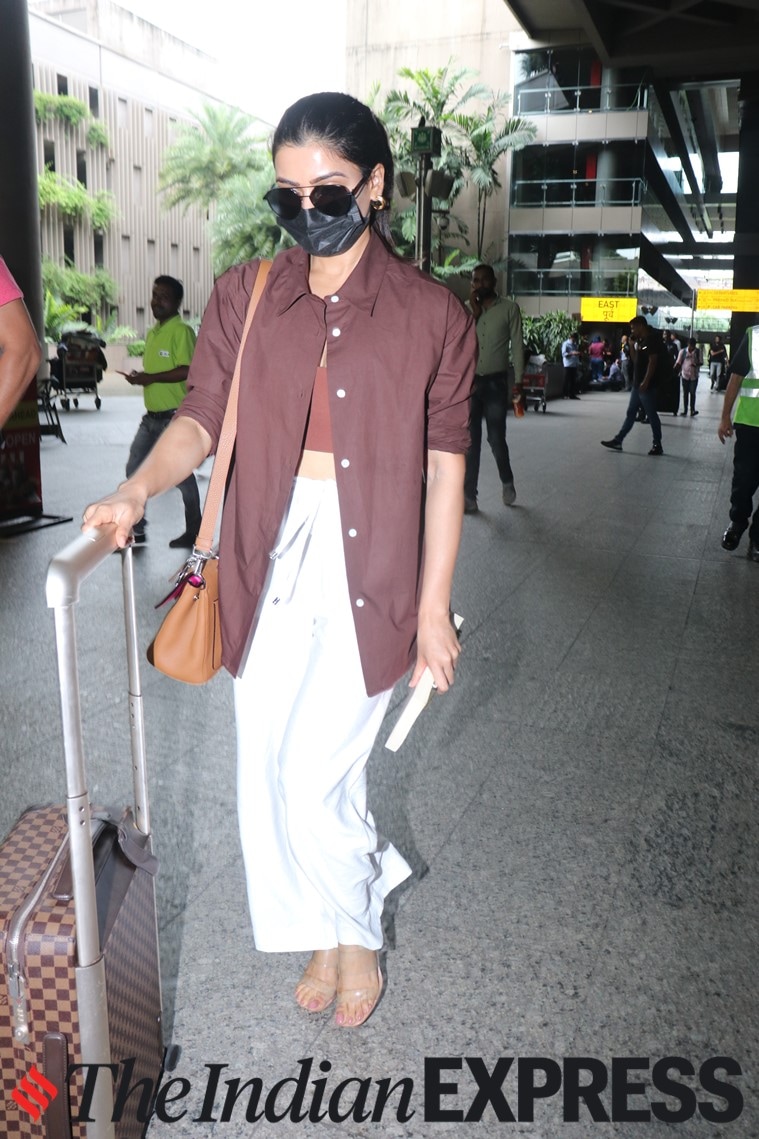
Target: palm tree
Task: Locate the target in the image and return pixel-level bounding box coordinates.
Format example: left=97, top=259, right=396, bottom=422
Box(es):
left=158, top=104, right=267, bottom=213
left=450, top=97, right=536, bottom=258
left=210, top=168, right=294, bottom=275
left=378, top=60, right=535, bottom=271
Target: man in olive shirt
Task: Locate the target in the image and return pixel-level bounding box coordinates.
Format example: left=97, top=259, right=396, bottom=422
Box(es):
left=465, top=264, right=525, bottom=513
left=119, top=276, right=200, bottom=548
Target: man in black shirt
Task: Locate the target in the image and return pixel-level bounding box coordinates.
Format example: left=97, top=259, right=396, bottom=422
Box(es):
left=600, top=316, right=664, bottom=455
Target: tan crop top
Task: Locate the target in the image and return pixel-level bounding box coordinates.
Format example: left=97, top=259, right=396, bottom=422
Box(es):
left=302, top=365, right=333, bottom=453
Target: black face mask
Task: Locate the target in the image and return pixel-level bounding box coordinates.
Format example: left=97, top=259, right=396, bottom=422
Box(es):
left=476, top=286, right=496, bottom=301
left=277, top=196, right=372, bottom=257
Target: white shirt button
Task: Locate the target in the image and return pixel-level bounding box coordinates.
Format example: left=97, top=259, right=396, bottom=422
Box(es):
left=348, top=528, right=357, bottom=537
left=340, top=458, right=350, bottom=468
left=330, top=294, right=339, bottom=303
left=332, top=327, right=341, bottom=337
left=336, top=388, right=346, bottom=398
left=355, top=598, right=365, bottom=608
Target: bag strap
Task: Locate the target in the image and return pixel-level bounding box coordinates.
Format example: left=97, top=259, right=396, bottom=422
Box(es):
left=195, top=260, right=271, bottom=552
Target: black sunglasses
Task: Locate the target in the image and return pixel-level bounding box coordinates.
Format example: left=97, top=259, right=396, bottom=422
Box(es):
left=264, top=176, right=369, bottom=221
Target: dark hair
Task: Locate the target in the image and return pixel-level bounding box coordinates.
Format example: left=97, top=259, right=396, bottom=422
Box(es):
left=154, top=275, right=184, bottom=306
left=473, top=263, right=496, bottom=285
left=272, top=92, right=395, bottom=244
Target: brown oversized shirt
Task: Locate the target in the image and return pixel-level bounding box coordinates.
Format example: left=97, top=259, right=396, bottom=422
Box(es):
left=179, top=233, right=476, bottom=695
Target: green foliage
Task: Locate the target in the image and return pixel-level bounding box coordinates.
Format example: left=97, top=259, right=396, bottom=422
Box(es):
left=86, top=120, right=110, bottom=149
left=127, top=340, right=146, bottom=358
left=38, top=170, right=118, bottom=230
left=448, top=98, right=536, bottom=257
left=38, top=169, right=88, bottom=219
left=42, top=259, right=119, bottom=313
left=522, top=311, right=577, bottom=361
left=89, top=190, right=118, bottom=231
left=210, top=168, right=294, bottom=275
left=87, top=313, right=139, bottom=343
left=159, top=104, right=267, bottom=212
left=43, top=290, right=87, bottom=343
left=433, top=249, right=480, bottom=280
left=376, top=58, right=536, bottom=265
left=34, top=92, right=88, bottom=129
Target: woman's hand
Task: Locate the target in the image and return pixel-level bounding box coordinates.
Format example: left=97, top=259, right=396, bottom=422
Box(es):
left=410, top=611, right=461, bottom=693
left=82, top=484, right=147, bottom=547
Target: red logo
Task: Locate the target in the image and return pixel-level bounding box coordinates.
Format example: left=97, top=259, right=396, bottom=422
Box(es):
left=12, top=1065, right=58, bottom=1121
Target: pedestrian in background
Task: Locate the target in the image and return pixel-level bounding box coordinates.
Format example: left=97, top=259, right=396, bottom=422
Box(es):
left=118, top=275, right=201, bottom=548
left=676, top=337, right=702, bottom=417
left=709, top=335, right=728, bottom=391
left=561, top=330, right=582, bottom=400
left=718, top=324, right=759, bottom=563
left=464, top=264, right=524, bottom=513
left=601, top=315, right=664, bottom=455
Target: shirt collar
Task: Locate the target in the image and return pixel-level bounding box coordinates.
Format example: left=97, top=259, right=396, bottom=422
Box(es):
left=269, top=230, right=392, bottom=317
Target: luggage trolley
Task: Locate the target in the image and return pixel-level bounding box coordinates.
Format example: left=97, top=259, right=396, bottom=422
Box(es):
left=51, top=331, right=107, bottom=411
left=522, top=371, right=548, bottom=413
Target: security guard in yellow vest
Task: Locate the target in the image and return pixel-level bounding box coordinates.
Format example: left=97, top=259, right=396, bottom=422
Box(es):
left=718, top=324, right=759, bottom=561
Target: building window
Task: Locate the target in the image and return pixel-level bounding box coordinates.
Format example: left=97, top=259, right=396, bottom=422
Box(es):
left=144, top=108, right=154, bottom=137
left=132, top=165, right=143, bottom=204
left=76, top=150, right=87, bottom=187
left=57, top=74, right=69, bottom=96
left=63, top=226, right=75, bottom=265
left=136, top=306, right=145, bottom=334
left=508, top=234, right=639, bottom=297
left=43, top=140, right=56, bottom=172
left=146, top=238, right=156, bottom=280
left=94, top=233, right=104, bottom=268
left=121, top=234, right=131, bottom=274
left=89, top=87, right=100, bottom=117
left=117, top=98, right=128, bottom=129
left=169, top=242, right=179, bottom=276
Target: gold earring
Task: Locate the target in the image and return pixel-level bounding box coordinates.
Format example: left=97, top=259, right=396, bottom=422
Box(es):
left=371, top=196, right=388, bottom=211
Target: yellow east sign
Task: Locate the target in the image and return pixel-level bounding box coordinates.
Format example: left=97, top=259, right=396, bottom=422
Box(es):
left=581, top=296, right=638, bottom=323
left=696, top=289, right=759, bottom=312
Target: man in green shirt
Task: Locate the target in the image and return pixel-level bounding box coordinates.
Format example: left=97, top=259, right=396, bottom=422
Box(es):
left=464, top=264, right=525, bottom=514
left=119, top=276, right=200, bottom=548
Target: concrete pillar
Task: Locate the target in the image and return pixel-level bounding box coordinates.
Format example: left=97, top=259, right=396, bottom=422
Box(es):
left=731, top=77, right=759, bottom=354
left=0, top=0, right=43, bottom=339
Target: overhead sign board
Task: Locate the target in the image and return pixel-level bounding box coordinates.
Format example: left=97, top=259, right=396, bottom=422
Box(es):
left=696, top=289, right=759, bottom=312
left=581, top=296, right=638, bottom=323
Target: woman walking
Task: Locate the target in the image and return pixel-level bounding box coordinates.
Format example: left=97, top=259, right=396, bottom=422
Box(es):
left=83, top=92, right=476, bottom=1028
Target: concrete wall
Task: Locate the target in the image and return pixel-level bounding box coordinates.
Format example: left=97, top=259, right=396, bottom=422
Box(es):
left=29, top=8, right=220, bottom=335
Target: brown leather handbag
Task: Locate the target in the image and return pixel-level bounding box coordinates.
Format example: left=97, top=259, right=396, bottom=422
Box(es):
left=147, top=260, right=271, bottom=683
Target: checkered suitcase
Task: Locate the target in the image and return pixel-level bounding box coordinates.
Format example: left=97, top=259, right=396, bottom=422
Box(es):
left=0, top=529, right=163, bottom=1138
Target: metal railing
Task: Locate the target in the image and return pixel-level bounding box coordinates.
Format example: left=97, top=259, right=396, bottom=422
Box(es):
left=511, top=177, right=645, bottom=209
left=514, top=81, right=648, bottom=117
left=509, top=267, right=638, bottom=297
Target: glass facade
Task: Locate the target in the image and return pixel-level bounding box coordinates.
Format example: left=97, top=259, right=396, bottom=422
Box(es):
left=514, top=48, right=646, bottom=116
left=511, top=141, right=645, bottom=209
left=508, top=236, right=639, bottom=298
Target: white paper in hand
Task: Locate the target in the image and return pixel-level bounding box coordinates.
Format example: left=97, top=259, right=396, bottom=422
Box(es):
left=384, top=614, right=463, bottom=752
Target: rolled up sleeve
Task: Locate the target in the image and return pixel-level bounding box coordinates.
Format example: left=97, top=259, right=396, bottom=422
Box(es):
left=178, top=261, right=259, bottom=450
left=426, top=293, right=477, bottom=454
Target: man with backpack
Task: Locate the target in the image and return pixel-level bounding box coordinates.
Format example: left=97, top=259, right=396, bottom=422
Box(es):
left=601, top=316, right=664, bottom=455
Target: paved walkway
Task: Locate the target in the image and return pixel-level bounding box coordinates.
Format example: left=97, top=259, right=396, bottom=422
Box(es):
left=1, top=384, right=756, bottom=1137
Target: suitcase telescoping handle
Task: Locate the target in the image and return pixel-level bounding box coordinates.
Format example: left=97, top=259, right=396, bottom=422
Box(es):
left=46, top=525, right=151, bottom=972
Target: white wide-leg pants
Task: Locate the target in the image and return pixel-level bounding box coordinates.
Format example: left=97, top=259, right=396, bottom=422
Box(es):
left=234, top=477, right=412, bottom=952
